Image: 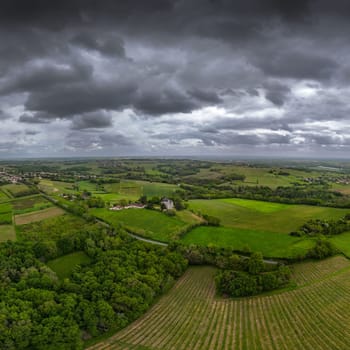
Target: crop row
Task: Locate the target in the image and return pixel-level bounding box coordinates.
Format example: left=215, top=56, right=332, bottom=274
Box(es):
left=88, top=260, right=350, bottom=350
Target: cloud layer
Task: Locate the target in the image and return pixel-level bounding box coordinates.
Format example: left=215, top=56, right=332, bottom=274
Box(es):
left=1, top=0, right=350, bottom=157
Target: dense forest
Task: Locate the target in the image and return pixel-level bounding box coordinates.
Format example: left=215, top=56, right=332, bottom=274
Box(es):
left=0, top=230, right=187, bottom=349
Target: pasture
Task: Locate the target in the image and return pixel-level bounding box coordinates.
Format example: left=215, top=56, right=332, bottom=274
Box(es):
left=180, top=226, right=314, bottom=258
left=1, top=183, right=36, bottom=197
left=0, top=225, right=16, bottom=242
left=14, top=207, right=65, bottom=225
left=0, top=190, right=10, bottom=202
left=188, top=198, right=349, bottom=234
left=17, top=214, right=96, bottom=242
left=47, top=251, right=92, bottom=279
left=12, top=195, right=52, bottom=214
left=90, top=208, right=189, bottom=242
left=87, top=256, right=350, bottom=350
left=38, top=179, right=76, bottom=195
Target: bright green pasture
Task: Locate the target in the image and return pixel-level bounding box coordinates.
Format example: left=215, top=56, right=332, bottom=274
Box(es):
left=90, top=208, right=188, bottom=242
left=188, top=199, right=348, bottom=234
left=136, top=181, right=178, bottom=198
left=0, top=190, right=10, bottom=202
left=0, top=203, right=12, bottom=214
left=330, top=233, right=350, bottom=258
left=181, top=226, right=315, bottom=258
left=220, top=198, right=289, bottom=213
left=0, top=212, right=12, bottom=225
left=47, top=251, right=92, bottom=279
left=0, top=225, right=16, bottom=242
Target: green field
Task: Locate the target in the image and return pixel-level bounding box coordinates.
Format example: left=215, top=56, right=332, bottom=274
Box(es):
left=188, top=198, right=348, bottom=234
left=1, top=183, right=36, bottom=197
left=181, top=226, right=315, bottom=258
left=12, top=195, right=52, bottom=214
left=103, top=180, right=178, bottom=202
left=90, top=208, right=189, bottom=242
left=38, top=179, right=75, bottom=195
left=0, top=212, right=13, bottom=225
left=88, top=256, right=350, bottom=350
left=0, top=203, right=12, bottom=214
left=14, top=207, right=65, bottom=225
left=0, top=225, right=16, bottom=242
left=330, top=232, right=350, bottom=258
left=47, top=251, right=92, bottom=279
left=0, top=190, right=10, bottom=202
left=16, top=214, right=97, bottom=242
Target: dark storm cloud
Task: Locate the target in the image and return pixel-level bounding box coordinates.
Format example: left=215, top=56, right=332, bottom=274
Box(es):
left=19, top=112, right=53, bottom=124
left=255, top=51, right=339, bottom=81
left=71, top=33, right=126, bottom=57
left=200, top=117, right=292, bottom=133
left=71, top=110, right=113, bottom=130
left=263, top=82, right=291, bottom=106
left=0, top=61, right=92, bottom=95
left=66, top=131, right=133, bottom=150
left=1, top=0, right=350, bottom=157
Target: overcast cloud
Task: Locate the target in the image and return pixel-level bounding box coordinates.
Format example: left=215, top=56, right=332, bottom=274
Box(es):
left=1, top=0, right=350, bottom=158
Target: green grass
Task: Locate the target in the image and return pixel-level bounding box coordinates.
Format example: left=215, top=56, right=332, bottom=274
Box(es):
left=0, top=190, right=10, bottom=202
left=0, top=225, right=16, bottom=242
left=16, top=214, right=97, bottom=242
left=1, top=183, right=36, bottom=197
left=189, top=199, right=348, bottom=234
left=330, top=232, right=350, bottom=258
left=220, top=198, right=290, bottom=213
left=180, top=226, right=314, bottom=258
left=90, top=208, right=188, bottom=242
left=0, top=212, right=12, bottom=225
left=47, top=251, right=92, bottom=279
left=12, top=195, right=53, bottom=214
left=0, top=203, right=12, bottom=214
left=38, top=179, right=75, bottom=195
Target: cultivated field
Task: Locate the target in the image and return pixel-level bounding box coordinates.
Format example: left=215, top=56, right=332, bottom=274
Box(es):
left=88, top=256, right=350, bottom=350
left=1, top=183, right=36, bottom=197
left=12, top=195, right=53, bottom=214
left=14, top=207, right=65, bottom=225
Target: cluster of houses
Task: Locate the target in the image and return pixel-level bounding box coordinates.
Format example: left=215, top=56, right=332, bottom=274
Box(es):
left=110, top=203, right=145, bottom=211
left=0, top=171, right=23, bottom=184
left=109, top=198, right=174, bottom=211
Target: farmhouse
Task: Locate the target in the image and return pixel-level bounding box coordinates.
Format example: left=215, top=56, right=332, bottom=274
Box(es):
left=161, top=198, right=174, bottom=210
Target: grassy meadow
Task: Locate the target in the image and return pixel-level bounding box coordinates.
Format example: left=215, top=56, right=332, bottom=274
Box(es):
left=188, top=198, right=348, bottom=234
left=181, top=226, right=315, bottom=258
left=47, top=251, right=92, bottom=279
left=90, top=208, right=191, bottom=242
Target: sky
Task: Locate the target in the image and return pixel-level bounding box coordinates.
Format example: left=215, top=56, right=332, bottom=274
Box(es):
left=1, top=0, right=350, bottom=158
